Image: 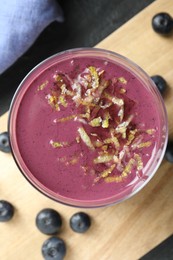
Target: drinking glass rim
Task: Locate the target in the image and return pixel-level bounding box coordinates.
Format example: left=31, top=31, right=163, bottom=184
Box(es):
left=8, top=47, right=168, bottom=208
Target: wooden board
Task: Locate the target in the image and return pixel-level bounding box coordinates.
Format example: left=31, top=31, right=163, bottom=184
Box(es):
left=1, top=0, right=173, bottom=259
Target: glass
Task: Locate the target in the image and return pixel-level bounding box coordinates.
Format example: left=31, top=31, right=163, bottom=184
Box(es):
left=8, top=48, right=168, bottom=207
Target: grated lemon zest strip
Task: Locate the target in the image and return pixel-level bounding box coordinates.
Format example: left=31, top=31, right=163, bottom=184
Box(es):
left=104, top=175, right=123, bottom=183
left=88, top=66, right=99, bottom=89
left=94, top=154, right=114, bottom=164
left=134, top=153, right=143, bottom=170
left=50, top=140, right=68, bottom=148
left=37, top=80, right=48, bottom=91
left=99, top=164, right=116, bottom=179
left=118, top=77, right=127, bottom=84
left=56, top=115, right=76, bottom=123
left=146, top=129, right=156, bottom=135
left=137, top=141, right=152, bottom=149
left=89, top=117, right=102, bottom=127
left=122, top=158, right=136, bottom=177
left=78, top=127, right=95, bottom=150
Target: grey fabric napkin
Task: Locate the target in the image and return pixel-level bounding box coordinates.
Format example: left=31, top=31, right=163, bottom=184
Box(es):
left=0, top=0, right=64, bottom=74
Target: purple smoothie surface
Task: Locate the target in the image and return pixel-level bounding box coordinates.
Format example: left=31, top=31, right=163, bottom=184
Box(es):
left=15, top=56, right=161, bottom=202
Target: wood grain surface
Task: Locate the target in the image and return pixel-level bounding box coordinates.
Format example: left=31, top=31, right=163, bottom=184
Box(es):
left=1, top=0, right=173, bottom=259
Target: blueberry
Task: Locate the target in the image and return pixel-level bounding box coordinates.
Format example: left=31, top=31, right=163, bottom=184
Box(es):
left=70, top=212, right=91, bottom=233
left=151, top=75, right=167, bottom=95
left=0, top=132, right=11, bottom=153
left=152, top=13, right=173, bottom=34
left=42, top=237, right=66, bottom=260
left=165, top=140, right=173, bottom=163
left=36, top=208, right=62, bottom=235
left=0, top=200, right=14, bottom=222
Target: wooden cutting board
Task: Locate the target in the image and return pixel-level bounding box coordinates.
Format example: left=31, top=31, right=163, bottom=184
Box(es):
left=1, top=0, right=173, bottom=259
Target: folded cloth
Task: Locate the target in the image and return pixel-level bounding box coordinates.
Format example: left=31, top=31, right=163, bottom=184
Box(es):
left=0, top=0, right=64, bottom=74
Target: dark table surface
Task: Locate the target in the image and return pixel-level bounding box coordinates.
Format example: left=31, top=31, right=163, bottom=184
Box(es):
left=1, top=0, right=173, bottom=259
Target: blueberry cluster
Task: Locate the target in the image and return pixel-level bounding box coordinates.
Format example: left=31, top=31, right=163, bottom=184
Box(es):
left=151, top=12, right=173, bottom=163
left=36, top=209, right=91, bottom=260
left=0, top=202, right=91, bottom=260
left=150, top=13, right=173, bottom=96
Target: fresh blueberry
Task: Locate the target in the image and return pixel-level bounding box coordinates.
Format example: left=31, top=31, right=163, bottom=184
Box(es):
left=152, top=13, right=173, bottom=34
left=42, top=237, right=66, bottom=260
left=36, top=208, right=62, bottom=235
left=165, top=140, right=173, bottom=163
left=0, top=200, right=14, bottom=222
left=0, top=132, right=11, bottom=153
left=151, top=75, right=167, bottom=95
left=70, top=212, right=91, bottom=233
